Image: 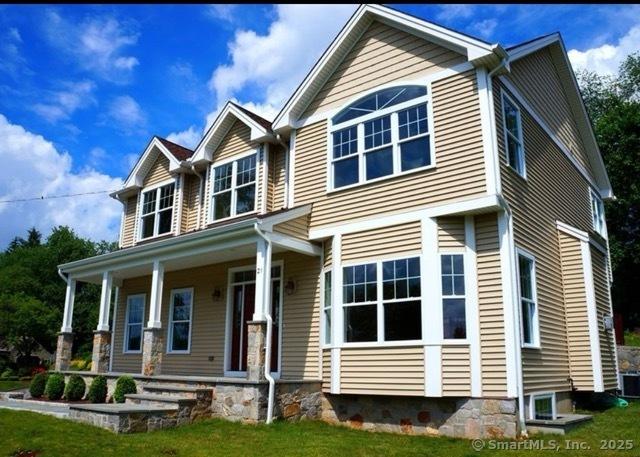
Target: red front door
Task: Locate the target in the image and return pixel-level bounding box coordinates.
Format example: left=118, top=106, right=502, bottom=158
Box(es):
left=230, top=282, right=255, bottom=372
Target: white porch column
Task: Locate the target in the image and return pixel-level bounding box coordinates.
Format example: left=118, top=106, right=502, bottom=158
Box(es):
left=147, top=260, right=165, bottom=328
left=253, top=238, right=272, bottom=321
left=60, top=278, right=76, bottom=333
left=97, top=271, right=113, bottom=331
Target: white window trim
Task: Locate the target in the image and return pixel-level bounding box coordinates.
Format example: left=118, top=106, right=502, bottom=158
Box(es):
left=516, top=247, right=540, bottom=349
left=207, top=150, right=259, bottom=224
left=123, top=294, right=146, bottom=354
left=341, top=255, right=424, bottom=347
left=138, top=178, right=177, bottom=242
left=529, top=392, right=557, bottom=420
left=589, top=188, right=607, bottom=238
left=440, top=253, right=469, bottom=344
left=166, top=287, right=194, bottom=354
left=321, top=267, right=332, bottom=348
left=326, top=85, right=436, bottom=193
left=501, top=90, right=527, bottom=179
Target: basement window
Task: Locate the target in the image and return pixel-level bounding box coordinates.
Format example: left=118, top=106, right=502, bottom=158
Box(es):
left=530, top=393, right=556, bottom=420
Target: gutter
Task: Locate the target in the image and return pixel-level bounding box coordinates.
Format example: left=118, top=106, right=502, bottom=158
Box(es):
left=58, top=268, right=69, bottom=285
left=253, top=222, right=276, bottom=424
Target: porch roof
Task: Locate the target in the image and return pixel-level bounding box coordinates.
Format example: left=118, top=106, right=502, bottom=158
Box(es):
left=59, top=205, right=319, bottom=284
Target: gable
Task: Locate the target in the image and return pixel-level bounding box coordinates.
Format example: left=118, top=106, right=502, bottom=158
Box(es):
left=213, top=119, right=253, bottom=163
left=508, top=47, right=594, bottom=181
left=143, top=152, right=171, bottom=187
left=302, top=21, right=466, bottom=120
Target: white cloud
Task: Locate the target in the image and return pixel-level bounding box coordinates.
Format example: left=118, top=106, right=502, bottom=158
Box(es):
left=568, top=24, right=640, bottom=76
left=0, top=27, right=30, bottom=78
left=108, top=95, right=146, bottom=134
left=32, top=80, right=96, bottom=123
left=43, top=10, right=139, bottom=83
left=166, top=126, right=200, bottom=149
left=206, top=5, right=239, bottom=23
left=0, top=114, right=123, bottom=247
left=469, top=19, right=498, bottom=40
left=435, top=5, right=474, bottom=22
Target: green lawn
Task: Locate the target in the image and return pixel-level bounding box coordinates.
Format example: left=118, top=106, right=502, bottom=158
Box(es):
left=0, top=402, right=639, bottom=457
left=624, top=330, right=640, bottom=347
left=0, top=379, right=30, bottom=391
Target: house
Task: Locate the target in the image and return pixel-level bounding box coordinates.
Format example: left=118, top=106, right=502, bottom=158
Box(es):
left=55, top=4, right=618, bottom=438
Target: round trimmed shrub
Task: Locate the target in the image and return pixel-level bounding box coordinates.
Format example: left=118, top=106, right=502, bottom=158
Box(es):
left=113, top=376, right=137, bottom=403
left=29, top=372, right=48, bottom=398
left=44, top=372, right=65, bottom=400
left=64, top=374, right=86, bottom=401
left=87, top=375, right=107, bottom=403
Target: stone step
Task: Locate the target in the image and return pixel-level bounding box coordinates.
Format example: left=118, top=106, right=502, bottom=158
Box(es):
left=125, top=393, right=196, bottom=408
left=142, top=384, right=212, bottom=398
left=69, top=403, right=183, bottom=434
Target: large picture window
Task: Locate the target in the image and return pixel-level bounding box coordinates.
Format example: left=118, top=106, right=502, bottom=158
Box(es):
left=210, top=153, right=257, bottom=221
left=330, top=85, right=432, bottom=190
left=441, top=254, right=466, bottom=339
left=342, top=256, right=422, bottom=344
left=517, top=250, right=539, bottom=347
left=140, top=182, right=175, bottom=239
left=502, top=92, right=525, bottom=177
left=168, top=288, right=193, bottom=353
left=124, top=294, right=145, bottom=353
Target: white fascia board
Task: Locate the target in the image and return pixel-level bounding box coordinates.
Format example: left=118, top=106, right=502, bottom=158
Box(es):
left=122, top=137, right=182, bottom=189
left=272, top=4, right=495, bottom=131
left=556, top=221, right=589, bottom=242
left=268, top=231, right=321, bottom=257
left=507, top=33, right=560, bottom=63
left=259, top=204, right=312, bottom=231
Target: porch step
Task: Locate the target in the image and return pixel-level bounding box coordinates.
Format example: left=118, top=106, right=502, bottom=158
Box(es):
left=69, top=403, right=182, bottom=434
left=125, top=393, right=196, bottom=408
left=141, top=384, right=213, bottom=422
left=142, top=384, right=211, bottom=398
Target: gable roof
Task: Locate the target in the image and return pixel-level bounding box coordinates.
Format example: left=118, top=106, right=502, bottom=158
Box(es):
left=191, top=101, right=274, bottom=164
left=271, top=3, right=505, bottom=131
left=157, top=137, right=194, bottom=161
left=506, top=33, right=613, bottom=197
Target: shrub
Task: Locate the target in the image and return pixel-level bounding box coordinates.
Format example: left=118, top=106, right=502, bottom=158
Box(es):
left=87, top=376, right=107, bottom=403
left=31, top=366, right=47, bottom=376
left=0, top=368, right=15, bottom=379
left=44, top=373, right=65, bottom=400
left=113, top=376, right=136, bottom=403
left=29, top=372, right=48, bottom=398
left=69, top=359, right=91, bottom=371
left=64, top=374, right=86, bottom=401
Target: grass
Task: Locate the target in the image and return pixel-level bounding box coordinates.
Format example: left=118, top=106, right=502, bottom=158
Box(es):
left=624, top=330, right=640, bottom=347
left=0, top=402, right=638, bottom=457
left=0, top=379, right=30, bottom=391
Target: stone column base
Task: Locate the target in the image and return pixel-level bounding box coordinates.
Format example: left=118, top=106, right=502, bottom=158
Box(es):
left=55, top=332, right=74, bottom=371
left=246, top=321, right=266, bottom=381
left=142, top=327, right=164, bottom=376
left=91, top=330, right=112, bottom=373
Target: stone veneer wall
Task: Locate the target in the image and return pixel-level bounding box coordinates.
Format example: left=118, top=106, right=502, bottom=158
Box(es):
left=618, top=346, right=640, bottom=373
left=321, top=395, right=518, bottom=439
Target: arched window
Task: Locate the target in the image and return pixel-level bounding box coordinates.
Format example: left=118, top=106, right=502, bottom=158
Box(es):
left=329, top=85, right=433, bottom=190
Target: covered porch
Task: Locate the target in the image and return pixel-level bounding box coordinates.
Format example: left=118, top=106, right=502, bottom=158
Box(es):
left=55, top=207, right=322, bottom=388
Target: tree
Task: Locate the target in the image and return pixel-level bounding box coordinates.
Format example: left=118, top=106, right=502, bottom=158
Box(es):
left=0, top=294, right=57, bottom=359
left=577, top=53, right=640, bottom=329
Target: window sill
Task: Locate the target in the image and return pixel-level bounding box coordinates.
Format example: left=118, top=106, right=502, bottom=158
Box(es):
left=522, top=343, right=541, bottom=350
left=505, top=164, right=527, bottom=182
left=123, top=350, right=142, bottom=355
left=207, top=210, right=258, bottom=226
left=326, top=163, right=436, bottom=195
left=340, top=340, right=424, bottom=349
left=136, top=232, right=175, bottom=245
left=441, top=339, right=470, bottom=345
left=166, top=350, right=191, bottom=355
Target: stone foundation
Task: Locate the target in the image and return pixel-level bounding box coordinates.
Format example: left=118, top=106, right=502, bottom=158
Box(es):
left=211, top=384, right=267, bottom=422
left=275, top=381, right=323, bottom=421
left=618, top=345, right=640, bottom=373
left=141, top=328, right=163, bottom=376
left=54, top=332, right=73, bottom=371
left=321, top=395, right=518, bottom=438
left=91, top=330, right=111, bottom=373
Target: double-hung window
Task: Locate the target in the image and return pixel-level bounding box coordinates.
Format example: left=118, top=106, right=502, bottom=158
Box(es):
left=168, top=288, right=193, bottom=353
left=590, top=190, right=606, bottom=237
left=517, top=250, right=539, bottom=347
left=441, top=254, right=466, bottom=339
left=124, top=294, right=145, bottom=353
left=502, top=92, right=525, bottom=177
left=323, top=270, right=332, bottom=345
left=140, top=182, right=175, bottom=239
left=210, top=154, right=257, bottom=221
left=330, top=85, right=433, bottom=190
left=343, top=257, right=422, bottom=343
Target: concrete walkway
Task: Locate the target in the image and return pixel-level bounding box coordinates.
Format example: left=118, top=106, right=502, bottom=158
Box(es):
left=0, top=396, right=70, bottom=419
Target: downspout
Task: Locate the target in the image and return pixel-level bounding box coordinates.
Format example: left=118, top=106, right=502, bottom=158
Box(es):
left=57, top=268, right=68, bottom=285
left=254, top=223, right=276, bottom=424
left=276, top=134, right=290, bottom=209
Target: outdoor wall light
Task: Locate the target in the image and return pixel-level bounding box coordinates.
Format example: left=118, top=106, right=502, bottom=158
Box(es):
left=212, top=287, right=222, bottom=301
left=284, top=279, right=296, bottom=295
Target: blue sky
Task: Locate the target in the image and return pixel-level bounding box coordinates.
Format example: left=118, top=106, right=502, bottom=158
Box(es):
left=0, top=4, right=638, bottom=247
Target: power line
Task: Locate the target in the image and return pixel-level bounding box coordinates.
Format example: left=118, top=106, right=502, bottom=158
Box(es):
left=0, top=190, right=117, bottom=204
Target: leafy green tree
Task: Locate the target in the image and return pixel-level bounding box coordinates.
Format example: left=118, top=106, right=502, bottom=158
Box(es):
left=577, top=52, right=640, bottom=330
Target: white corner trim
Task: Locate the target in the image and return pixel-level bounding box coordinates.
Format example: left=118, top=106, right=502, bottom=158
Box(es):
left=331, top=347, right=341, bottom=395
left=175, top=174, right=184, bottom=236
left=261, top=144, right=269, bottom=214
left=118, top=199, right=126, bottom=249
left=556, top=221, right=589, bottom=242
left=330, top=233, right=342, bottom=394
left=424, top=345, right=442, bottom=397
left=476, top=67, right=500, bottom=195
left=288, top=130, right=296, bottom=208
left=109, top=287, right=119, bottom=370
left=465, top=216, right=482, bottom=397
left=581, top=240, right=604, bottom=392
left=422, top=216, right=442, bottom=397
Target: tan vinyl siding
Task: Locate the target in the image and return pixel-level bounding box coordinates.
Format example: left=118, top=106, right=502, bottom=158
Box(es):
left=340, top=346, right=424, bottom=396
left=111, top=276, right=151, bottom=373
left=475, top=213, right=508, bottom=396
left=302, top=21, right=465, bottom=119
left=591, top=246, right=618, bottom=390
left=322, top=348, right=331, bottom=393
left=323, top=239, right=332, bottom=269
left=269, top=145, right=286, bottom=211
left=341, top=221, right=421, bottom=263
left=508, top=48, right=593, bottom=178
left=438, top=216, right=465, bottom=251
left=273, top=214, right=309, bottom=241
left=295, top=69, right=486, bottom=229
left=213, top=120, right=252, bottom=163
left=182, top=174, right=201, bottom=233
left=558, top=231, right=593, bottom=391
left=496, top=79, right=593, bottom=394
left=280, top=252, right=322, bottom=380
left=442, top=345, right=471, bottom=396
left=143, top=154, right=171, bottom=187
left=120, top=195, right=138, bottom=248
